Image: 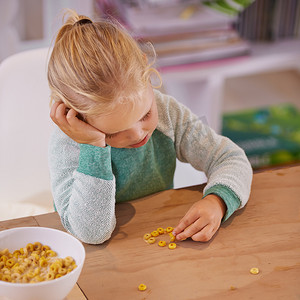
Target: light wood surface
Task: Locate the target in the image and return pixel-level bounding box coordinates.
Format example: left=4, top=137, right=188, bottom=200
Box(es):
left=1, top=165, right=300, bottom=299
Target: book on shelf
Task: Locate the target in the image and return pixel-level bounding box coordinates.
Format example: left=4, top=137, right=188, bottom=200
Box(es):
left=138, top=28, right=250, bottom=68
left=222, top=104, right=300, bottom=169
left=236, top=0, right=300, bottom=41
left=94, top=0, right=252, bottom=68
left=122, top=3, right=236, bottom=36
left=94, top=0, right=254, bottom=34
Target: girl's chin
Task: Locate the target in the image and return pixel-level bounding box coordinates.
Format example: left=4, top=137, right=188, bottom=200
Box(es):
left=108, top=133, right=152, bottom=149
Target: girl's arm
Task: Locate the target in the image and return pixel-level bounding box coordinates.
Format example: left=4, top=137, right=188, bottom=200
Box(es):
left=175, top=111, right=253, bottom=219
left=49, top=102, right=116, bottom=244
left=156, top=92, right=252, bottom=241
left=157, top=93, right=252, bottom=214
left=49, top=129, right=116, bottom=244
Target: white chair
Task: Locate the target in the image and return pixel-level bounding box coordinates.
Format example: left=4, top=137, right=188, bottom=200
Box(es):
left=0, top=48, right=55, bottom=220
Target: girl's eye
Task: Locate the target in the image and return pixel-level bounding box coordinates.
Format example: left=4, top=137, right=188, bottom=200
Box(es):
left=140, top=110, right=151, bottom=122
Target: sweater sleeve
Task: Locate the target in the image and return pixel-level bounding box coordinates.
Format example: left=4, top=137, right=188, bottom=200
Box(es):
left=48, top=128, right=116, bottom=244
left=156, top=91, right=253, bottom=220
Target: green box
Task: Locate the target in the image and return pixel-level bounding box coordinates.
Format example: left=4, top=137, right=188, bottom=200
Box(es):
left=222, top=104, right=300, bottom=169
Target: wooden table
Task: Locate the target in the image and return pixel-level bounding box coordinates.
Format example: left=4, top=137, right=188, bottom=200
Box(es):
left=1, top=165, right=300, bottom=299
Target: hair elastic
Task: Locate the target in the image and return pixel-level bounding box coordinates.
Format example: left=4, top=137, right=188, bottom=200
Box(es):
left=76, top=19, right=92, bottom=26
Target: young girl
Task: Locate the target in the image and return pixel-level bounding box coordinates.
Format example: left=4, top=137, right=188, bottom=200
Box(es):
left=48, top=10, right=252, bottom=245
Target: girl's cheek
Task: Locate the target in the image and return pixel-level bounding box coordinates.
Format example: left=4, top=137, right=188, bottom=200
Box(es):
left=150, top=113, right=159, bottom=129
left=107, top=136, right=127, bottom=148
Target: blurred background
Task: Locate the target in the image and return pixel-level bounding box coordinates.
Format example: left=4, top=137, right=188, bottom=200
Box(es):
left=0, top=0, right=300, bottom=220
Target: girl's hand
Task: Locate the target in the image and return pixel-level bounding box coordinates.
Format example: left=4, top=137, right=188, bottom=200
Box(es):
left=172, top=195, right=227, bottom=242
left=50, top=102, right=106, bottom=148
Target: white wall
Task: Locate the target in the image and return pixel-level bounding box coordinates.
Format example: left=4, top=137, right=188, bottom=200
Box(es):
left=0, top=0, right=95, bottom=61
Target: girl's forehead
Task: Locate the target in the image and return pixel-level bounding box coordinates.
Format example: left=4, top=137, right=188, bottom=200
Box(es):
left=87, top=87, right=154, bottom=134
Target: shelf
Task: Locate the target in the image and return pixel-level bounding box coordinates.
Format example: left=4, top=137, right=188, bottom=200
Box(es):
left=159, top=38, right=300, bottom=134
left=160, top=38, right=300, bottom=81
left=171, top=39, right=300, bottom=187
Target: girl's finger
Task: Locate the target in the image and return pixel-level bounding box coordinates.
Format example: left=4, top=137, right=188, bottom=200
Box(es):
left=173, top=204, right=200, bottom=236
left=66, top=108, right=79, bottom=126
left=66, top=109, right=93, bottom=134
left=175, top=217, right=208, bottom=241
left=190, top=224, right=215, bottom=242
left=54, top=103, right=70, bottom=127
left=173, top=216, right=195, bottom=237
left=50, top=101, right=62, bottom=123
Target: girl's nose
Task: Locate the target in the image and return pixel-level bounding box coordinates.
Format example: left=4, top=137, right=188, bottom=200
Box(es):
left=131, top=129, right=144, bottom=142
left=127, top=124, right=145, bottom=142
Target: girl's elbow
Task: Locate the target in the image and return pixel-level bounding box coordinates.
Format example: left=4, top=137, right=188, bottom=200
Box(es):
left=81, top=226, right=115, bottom=245
left=64, top=217, right=116, bottom=245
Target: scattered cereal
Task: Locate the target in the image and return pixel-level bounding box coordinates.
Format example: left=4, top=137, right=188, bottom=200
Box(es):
left=143, top=233, right=151, bottom=240
left=166, top=227, right=173, bottom=233
left=138, top=283, right=147, bottom=291
left=169, top=232, right=176, bottom=242
left=158, top=241, right=166, bottom=247
left=147, top=237, right=156, bottom=244
left=157, top=228, right=164, bottom=235
left=151, top=231, right=159, bottom=237
left=168, top=243, right=177, bottom=250
left=143, top=226, right=178, bottom=249
left=250, top=267, right=260, bottom=275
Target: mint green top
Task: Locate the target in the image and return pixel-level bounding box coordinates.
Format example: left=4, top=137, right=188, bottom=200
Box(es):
left=49, top=90, right=253, bottom=244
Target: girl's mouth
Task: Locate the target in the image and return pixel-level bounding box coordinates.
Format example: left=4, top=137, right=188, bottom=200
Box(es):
left=129, top=135, right=149, bottom=148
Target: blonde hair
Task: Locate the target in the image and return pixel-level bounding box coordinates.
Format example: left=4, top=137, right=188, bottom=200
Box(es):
left=48, top=9, right=160, bottom=116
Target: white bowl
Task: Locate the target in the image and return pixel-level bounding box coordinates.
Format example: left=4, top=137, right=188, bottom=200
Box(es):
left=0, top=227, right=85, bottom=300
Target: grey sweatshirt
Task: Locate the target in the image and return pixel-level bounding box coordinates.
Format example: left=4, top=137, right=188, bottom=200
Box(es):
left=49, top=89, right=253, bottom=244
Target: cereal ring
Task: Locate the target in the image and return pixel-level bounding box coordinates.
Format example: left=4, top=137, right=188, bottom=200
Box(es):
left=157, top=228, right=164, bottom=235
left=39, top=258, right=48, bottom=267
left=147, top=237, right=156, bottom=244
left=46, top=272, right=55, bottom=280
left=64, top=256, right=74, bottom=267
left=0, top=249, right=9, bottom=256
left=166, top=227, right=173, bottom=233
left=41, top=245, right=50, bottom=251
left=168, top=243, right=177, bottom=250
left=138, top=283, right=147, bottom=291
left=46, top=250, right=57, bottom=257
left=151, top=231, right=159, bottom=237
left=2, top=274, right=11, bottom=282
left=169, top=233, right=176, bottom=242
left=158, top=241, right=166, bottom=247
left=250, top=267, right=259, bottom=275
left=0, top=256, right=7, bottom=263
left=143, top=233, right=151, bottom=240
left=33, top=242, right=42, bottom=251
left=6, top=258, right=16, bottom=268
left=13, top=250, right=21, bottom=257
left=35, top=275, right=45, bottom=282
left=26, top=243, right=34, bottom=252
left=11, top=273, right=21, bottom=281
left=58, top=267, right=67, bottom=275
left=33, top=267, right=41, bottom=275
left=27, top=271, right=35, bottom=279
